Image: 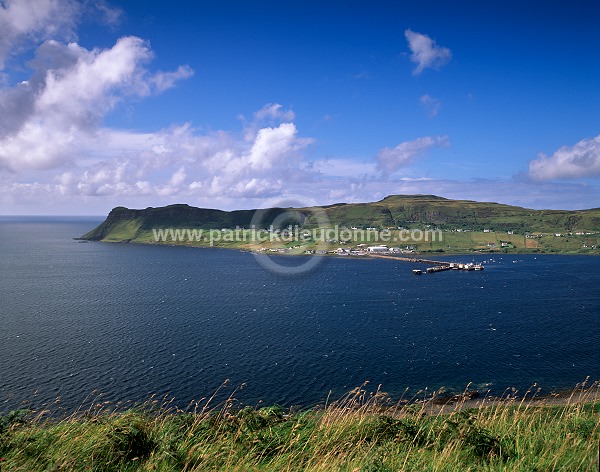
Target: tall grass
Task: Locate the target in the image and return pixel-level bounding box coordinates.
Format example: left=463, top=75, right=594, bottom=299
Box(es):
left=1, top=381, right=598, bottom=471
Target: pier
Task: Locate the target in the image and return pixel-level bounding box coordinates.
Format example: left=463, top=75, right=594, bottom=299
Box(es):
left=368, top=254, right=483, bottom=273
left=367, top=254, right=450, bottom=265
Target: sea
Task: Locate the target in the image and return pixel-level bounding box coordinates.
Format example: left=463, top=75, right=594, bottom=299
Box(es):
left=1, top=216, right=599, bottom=413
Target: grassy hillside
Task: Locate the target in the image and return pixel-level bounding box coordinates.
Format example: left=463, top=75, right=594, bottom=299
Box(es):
left=316, top=195, right=600, bottom=233
left=1, top=386, right=599, bottom=471
left=80, top=195, right=600, bottom=254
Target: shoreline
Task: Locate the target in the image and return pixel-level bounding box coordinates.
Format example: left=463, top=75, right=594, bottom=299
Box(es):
left=417, top=383, right=600, bottom=416
left=4, top=382, right=599, bottom=419
left=77, top=237, right=600, bottom=258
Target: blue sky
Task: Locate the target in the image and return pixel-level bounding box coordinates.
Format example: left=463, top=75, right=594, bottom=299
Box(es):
left=1, top=0, right=599, bottom=214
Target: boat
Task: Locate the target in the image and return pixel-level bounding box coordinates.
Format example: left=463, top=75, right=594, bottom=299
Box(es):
left=412, top=269, right=423, bottom=275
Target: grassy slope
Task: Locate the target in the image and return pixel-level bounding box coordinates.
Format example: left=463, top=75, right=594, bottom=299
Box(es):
left=1, top=387, right=599, bottom=471
left=313, top=195, right=600, bottom=232
left=80, top=195, right=600, bottom=254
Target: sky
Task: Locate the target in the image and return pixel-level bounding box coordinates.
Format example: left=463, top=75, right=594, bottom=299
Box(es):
left=0, top=0, right=599, bottom=215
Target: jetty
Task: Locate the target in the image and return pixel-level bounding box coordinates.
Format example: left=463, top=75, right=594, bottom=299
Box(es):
left=426, top=265, right=451, bottom=273
left=368, top=254, right=484, bottom=273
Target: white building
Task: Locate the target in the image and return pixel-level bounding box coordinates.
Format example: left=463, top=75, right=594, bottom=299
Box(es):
left=367, top=246, right=388, bottom=253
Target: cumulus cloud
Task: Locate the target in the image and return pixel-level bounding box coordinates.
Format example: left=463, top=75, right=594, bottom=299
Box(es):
left=0, top=36, right=192, bottom=172
left=0, top=107, right=315, bottom=202
left=528, top=135, right=600, bottom=180
left=420, top=94, right=441, bottom=117
left=236, top=103, right=297, bottom=142
left=0, top=0, right=78, bottom=69
left=405, top=29, right=452, bottom=75
left=248, top=124, right=311, bottom=170
left=5, top=5, right=594, bottom=214
left=0, top=0, right=122, bottom=70
left=376, top=135, right=450, bottom=173
left=5, top=168, right=600, bottom=214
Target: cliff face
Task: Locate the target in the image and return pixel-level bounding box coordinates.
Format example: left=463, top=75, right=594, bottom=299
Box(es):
left=80, top=207, right=137, bottom=241
left=80, top=195, right=600, bottom=242
left=80, top=204, right=293, bottom=240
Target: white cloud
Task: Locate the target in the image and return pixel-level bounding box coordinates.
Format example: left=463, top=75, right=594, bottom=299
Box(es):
left=150, top=65, right=194, bottom=94
left=0, top=109, right=315, bottom=202
left=237, top=103, right=296, bottom=142
left=0, top=0, right=80, bottom=70
left=0, top=0, right=123, bottom=71
left=420, top=94, right=441, bottom=117
left=3, top=121, right=454, bottom=205
left=405, top=29, right=452, bottom=75
left=5, top=172, right=599, bottom=214
left=247, top=123, right=312, bottom=171
left=528, top=135, right=600, bottom=180
left=0, top=36, right=192, bottom=172
left=169, top=167, right=187, bottom=187
left=376, top=135, right=450, bottom=173
left=1, top=5, right=596, bottom=215
left=253, top=103, right=295, bottom=122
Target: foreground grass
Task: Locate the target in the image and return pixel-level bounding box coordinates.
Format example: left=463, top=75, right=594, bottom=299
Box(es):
left=1, top=385, right=599, bottom=471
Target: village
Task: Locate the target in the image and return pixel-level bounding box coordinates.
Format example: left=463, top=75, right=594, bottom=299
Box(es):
left=250, top=223, right=599, bottom=270
left=252, top=223, right=600, bottom=255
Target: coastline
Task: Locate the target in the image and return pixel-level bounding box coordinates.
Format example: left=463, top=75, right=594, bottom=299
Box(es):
left=77, top=237, right=600, bottom=258
left=417, top=383, right=600, bottom=416
left=6, top=381, right=599, bottom=418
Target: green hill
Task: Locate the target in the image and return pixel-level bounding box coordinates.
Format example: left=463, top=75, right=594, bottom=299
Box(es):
left=310, top=195, right=600, bottom=233
left=80, top=195, right=600, bottom=254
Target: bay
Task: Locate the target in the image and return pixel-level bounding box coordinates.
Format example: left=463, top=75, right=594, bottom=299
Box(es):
left=1, top=217, right=598, bottom=412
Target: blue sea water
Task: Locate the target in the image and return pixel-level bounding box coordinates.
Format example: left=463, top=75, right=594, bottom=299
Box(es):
left=0, top=216, right=599, bottom=412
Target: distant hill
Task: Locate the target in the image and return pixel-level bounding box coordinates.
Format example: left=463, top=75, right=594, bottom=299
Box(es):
left=82, top=195, right=600, bottom=242
left=80, top=195, right=600, bottom=254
